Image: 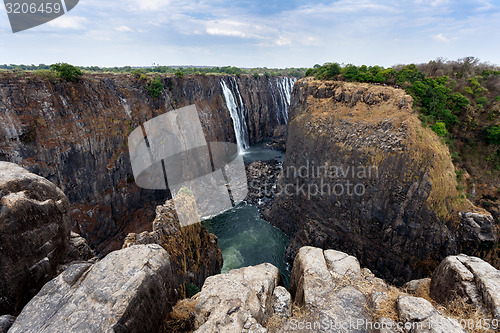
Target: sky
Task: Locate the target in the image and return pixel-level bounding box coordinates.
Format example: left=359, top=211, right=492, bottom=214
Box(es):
left=0, top=0, right=499, bottom=68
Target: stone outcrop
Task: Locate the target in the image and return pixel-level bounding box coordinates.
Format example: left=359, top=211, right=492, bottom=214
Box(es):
left=397, top=296, right=465, bottom=332
left=430, top=254, right=500, bottom=319
left=0, top=162, right=70, bottom=314
left=122, top=196, right=222, bottom=296
left=191, top=263, right=280, bottom=332
left=165, top=246, right=500, bottom=333
left=267, top=79, right=497, bottom=284
left=0, top=72, right=294, bottom=255
left=8, top=244, right=175, bottom=333
left=65, top=231, right=96, bottom=263
left=0, top=315, right=15, bottom=333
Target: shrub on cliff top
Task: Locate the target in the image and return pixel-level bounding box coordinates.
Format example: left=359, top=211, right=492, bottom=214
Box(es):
left=50, top=63, right=83, bottom=82
left=145, top=76, right=164, bottom=98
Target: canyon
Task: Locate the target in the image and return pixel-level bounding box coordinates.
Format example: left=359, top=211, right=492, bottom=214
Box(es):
left=0, top=72, right=295, bottom=254
left=1, top=72, right=500, bottom=332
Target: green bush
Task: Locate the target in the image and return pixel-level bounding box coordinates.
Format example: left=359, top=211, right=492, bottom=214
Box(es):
left=174, top=71, right=184, bottom=78
left=145, top=76, right=164, bottom=98
left=50, top=63, right=83, bottom=82
left=484, top=125, right=500, bottom=145
left=432, top=122, right=448, bottom=136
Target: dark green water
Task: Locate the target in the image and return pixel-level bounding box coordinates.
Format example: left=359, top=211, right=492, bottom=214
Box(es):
left=203, top=144, right=290, bottom=286
left=203, top=203, right=290, bottom=286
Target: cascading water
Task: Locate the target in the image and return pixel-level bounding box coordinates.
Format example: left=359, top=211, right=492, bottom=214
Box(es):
left=220, top=78, right=250, bottom=151
left=268, top=77, right=297, bottom=124
left=275, top=77, right=297, bottom=124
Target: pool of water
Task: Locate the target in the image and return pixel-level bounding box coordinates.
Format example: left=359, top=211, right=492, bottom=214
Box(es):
left=203, top=202, right=290, bottom=286
left=242, top=141, right=285, bottom=163
left=203, top=143, right=290, bottom=286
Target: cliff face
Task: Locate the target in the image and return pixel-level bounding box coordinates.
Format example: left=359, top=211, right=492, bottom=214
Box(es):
left=0, top=72, right=294, bottom=254
left=267, top=79, right=497, bottom=284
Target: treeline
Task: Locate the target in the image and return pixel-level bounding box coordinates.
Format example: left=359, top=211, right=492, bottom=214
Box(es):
left=306, top=58, right=500, bottom=160
left=0, top=64, right=306, bottom=78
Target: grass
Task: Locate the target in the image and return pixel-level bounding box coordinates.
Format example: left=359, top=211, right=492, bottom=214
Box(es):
left=162, top=298, right=198, bottom=333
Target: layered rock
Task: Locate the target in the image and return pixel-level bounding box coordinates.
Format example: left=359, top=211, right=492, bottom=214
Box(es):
left=267, top=79, right=497, bottom=284
left=0, top=72, right=295, bottom=255
left=8, top=244, right=175, bottom=333
left=0, top=162, right=70, bottom=314
left=430, top=254, right=500, bottom=319
left=123, top=196, right=222, bottom=295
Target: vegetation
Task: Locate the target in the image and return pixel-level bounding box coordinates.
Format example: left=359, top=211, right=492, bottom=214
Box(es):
left=0, top=63, right=306, bottom=78
left=50, top=63, right=83, bottom=82
left=145, top=76, right=164, bottom=98
left=307, top=57, right=500, bottom=219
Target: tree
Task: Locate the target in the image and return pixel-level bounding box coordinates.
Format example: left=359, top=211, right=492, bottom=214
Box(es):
left=145, top=76, right=164, bottom=98
left=50, top=63, right=83, bottom=82
left=484, top=125, right=500, bottom=145
left=432, top=122, right=448, bottom=136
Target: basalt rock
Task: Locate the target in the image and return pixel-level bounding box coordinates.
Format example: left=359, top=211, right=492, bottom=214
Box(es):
left=267, top=79, right=497, bottom=284
left=123, top=195, right=223, bottom=296
left=430, top=254, right=500, bottom=319
left=0, top=72, right=295, bottom=255
left=192, top=263, right=280, bottom=332
left=8, top=244, right=175, bottom=333
left=0, top=162, right=70, bottom=315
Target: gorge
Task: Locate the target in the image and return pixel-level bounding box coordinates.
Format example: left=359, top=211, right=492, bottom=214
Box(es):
left=0, top=73, right=296, bottom=255
left=1, top=71, right=500, bottom=332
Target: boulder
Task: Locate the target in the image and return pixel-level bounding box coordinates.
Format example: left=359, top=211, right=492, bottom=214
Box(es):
left=289, top=247, right=374, bottom=332
left=403, top=278, right=431, bottom=295
left=272, top=286, right=292, bottom=318
left=0, top=162, right=70, bottom=314
left=192, top=263, right=280, bottom=332
left=0, top=315, right=15, bottom=333
left=397, top=296, right=466, bottom=333
left=8, top=244, right=175, bottom=333
left=430, top=254, right=500, bottom=319
left=65, top=232, right=96, bottom=263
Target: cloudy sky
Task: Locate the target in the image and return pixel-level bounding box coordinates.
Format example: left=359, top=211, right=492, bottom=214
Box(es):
left=0, top=0, right=499, bottom=68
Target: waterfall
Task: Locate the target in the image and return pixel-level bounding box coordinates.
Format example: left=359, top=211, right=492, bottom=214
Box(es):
left=220, top=78, right=250, bottom=151
left=274, top=77, right=297, bottom=124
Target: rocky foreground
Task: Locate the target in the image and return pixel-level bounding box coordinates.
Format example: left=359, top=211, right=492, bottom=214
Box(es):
left=1, top=162, right=500, bottom=333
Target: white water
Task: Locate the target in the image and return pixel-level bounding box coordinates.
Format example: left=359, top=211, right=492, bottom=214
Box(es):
left=220, top=76, right=296, bottom=151
left=220, top=78, right=250, bottom=151
left=275, top=77, right=297, bottom=124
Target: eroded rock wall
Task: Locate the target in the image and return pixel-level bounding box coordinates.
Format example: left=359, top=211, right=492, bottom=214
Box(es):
left=0, top=73, right=294, bottom=254
left=266, top=79, right=497, bottom=284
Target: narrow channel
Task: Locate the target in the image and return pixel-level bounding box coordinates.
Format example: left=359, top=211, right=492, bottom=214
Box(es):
left=203, top=142, right=291, bottom=286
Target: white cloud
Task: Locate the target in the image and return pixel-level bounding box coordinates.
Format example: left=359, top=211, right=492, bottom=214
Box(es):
left=115, top=25, right=133, bottom=32
left=47, top=16, right=88, bottom=29
left=127, top=0, right=171, bottom=11
left=475, top=0, right=494, bottom=11
left=433, top=33, right=450, bottom=42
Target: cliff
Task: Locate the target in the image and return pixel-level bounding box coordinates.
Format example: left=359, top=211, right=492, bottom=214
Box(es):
left=0, top=72, right=294, bottom=254
left=266, top=79, right=498, bottom=284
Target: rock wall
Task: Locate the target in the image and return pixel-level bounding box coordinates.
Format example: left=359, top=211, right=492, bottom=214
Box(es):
left=0, top=162, right=70, bottom=315
left=266, top=79, right=497, bottom=284
left=123, top=195, right=223, bottom=296
left=0, top=72, right=294, bottom=254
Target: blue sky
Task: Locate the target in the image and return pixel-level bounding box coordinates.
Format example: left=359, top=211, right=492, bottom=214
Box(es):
left=0, top=0, right=499, bottom=68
